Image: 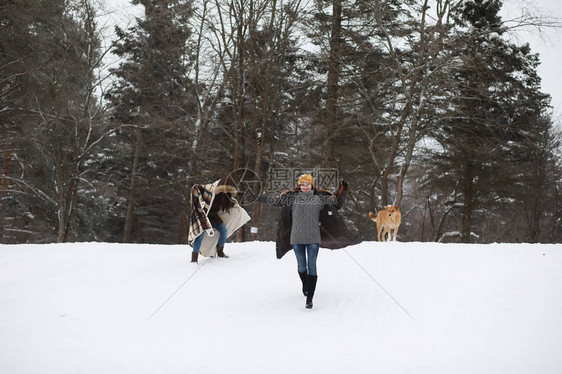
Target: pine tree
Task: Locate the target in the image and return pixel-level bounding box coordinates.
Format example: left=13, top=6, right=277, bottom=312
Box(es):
left=106, top=0, right=195, bottom=243
left=424, top=0, right=551, bottom=242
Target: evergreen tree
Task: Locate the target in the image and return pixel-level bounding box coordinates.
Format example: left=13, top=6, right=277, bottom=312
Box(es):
left=106, top=0, right=195, bottom=243
left=1, top=0, right=107, bottom=242
left=423, top=0, right=551, bottom=242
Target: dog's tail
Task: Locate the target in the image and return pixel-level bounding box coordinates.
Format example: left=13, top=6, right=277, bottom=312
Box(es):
left=368, top=211, right=376, bottom=221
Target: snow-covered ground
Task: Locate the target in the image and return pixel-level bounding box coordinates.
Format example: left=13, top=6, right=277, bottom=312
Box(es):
left=1, top=241, right=561, bottom=374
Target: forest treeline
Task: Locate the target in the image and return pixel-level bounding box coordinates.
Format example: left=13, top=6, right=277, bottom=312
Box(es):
left=1, top=0, right=561, bottom=244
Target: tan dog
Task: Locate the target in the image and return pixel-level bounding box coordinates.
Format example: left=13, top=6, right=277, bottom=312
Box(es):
left=369, top=206, right=401, bottom=242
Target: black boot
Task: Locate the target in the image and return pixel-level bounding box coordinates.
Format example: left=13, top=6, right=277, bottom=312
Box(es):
left=305, top=275, right=318, bottom=309
left=298, top=271, right=308, bottom=296
left=191, top=251, right=199, bottom=263
left=216, top=245, right=229, bottom=258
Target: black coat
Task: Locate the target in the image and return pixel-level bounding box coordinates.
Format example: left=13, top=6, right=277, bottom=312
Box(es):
left=257, top=182, right=362, bottom=259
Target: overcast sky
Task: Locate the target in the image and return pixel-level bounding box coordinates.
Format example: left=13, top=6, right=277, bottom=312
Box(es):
left=501, top=0, right=562, bottom=125
left=99, top=0, right=562, bottom=125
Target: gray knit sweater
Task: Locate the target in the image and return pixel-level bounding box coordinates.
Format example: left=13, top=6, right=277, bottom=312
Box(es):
left=290, top=191, right=325, bottom=245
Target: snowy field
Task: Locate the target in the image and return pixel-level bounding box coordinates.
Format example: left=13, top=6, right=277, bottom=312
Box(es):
left=1, top=241, right=561, bottom=374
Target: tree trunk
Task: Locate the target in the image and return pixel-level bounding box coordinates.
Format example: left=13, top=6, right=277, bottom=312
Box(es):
left=323, top=0, right=342, bottom=168
left=548, top=183, right=561, bottom=242
left=55, top=120, right=67, bottom=243
left=0, top=150, right=12, bottom=241
left=177, top=136, right=200, bottom=244
left=248, top=0, right=277, bottom=240
left=60, top=164, right=80, bottom=243
left=250, top=135, right=264, bottom=240
left=461, top=160, right=474, bottom=243
left=528, top=157, right=546, bottom=243
left=123, top=129, right=143, bottom=243
left=177, top=114, right=209, bottom=244
left=177, top=195, right=190, bottom=244
left=233, top=79, right=246, bottom=243
left=0, top=150, right=11, bottom=193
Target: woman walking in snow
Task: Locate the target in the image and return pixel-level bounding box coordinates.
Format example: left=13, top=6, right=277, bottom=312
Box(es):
left=188, top=177, right=250, bottom=263
left=255, top=173, right=359, bottom=309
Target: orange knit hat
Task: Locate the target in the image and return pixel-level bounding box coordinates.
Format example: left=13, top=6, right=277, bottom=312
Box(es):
left=297, top=173, right=314, bottom=186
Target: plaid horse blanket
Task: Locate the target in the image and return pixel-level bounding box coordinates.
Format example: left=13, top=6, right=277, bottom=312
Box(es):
left=188, top=180, right=219, bottom=245
left=188, top=179, right=251, bottom=256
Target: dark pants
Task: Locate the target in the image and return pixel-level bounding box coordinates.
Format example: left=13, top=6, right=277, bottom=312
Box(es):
left=292, top=243, right=320, bottom=275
